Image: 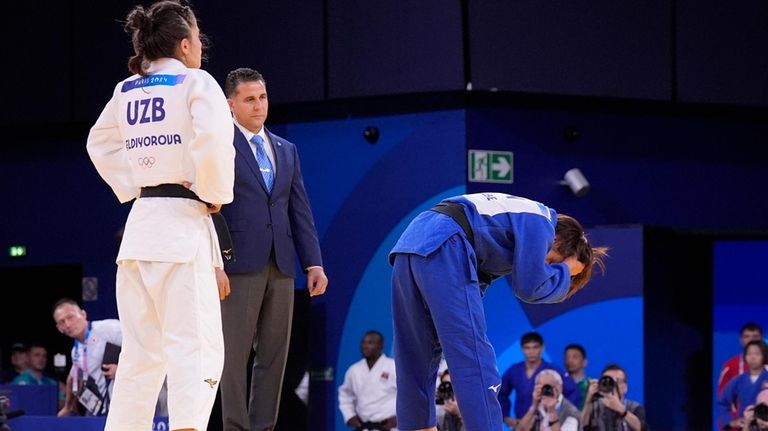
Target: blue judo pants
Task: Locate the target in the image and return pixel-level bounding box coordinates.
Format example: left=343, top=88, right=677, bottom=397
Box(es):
left=391, top=234, right=503, bottom=430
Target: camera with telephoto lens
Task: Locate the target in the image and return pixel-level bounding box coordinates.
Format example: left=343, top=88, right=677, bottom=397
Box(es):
left=541, top=384, right=555, bottom=397
left=755, top=403, right=768, bottom=422
left=750, top=403, right=768, bottom=431
left=592, top=376, right=617, bottom=400
left=598, top=376, right=616, bottom=393
left=435, top=381, right=454, bottom=405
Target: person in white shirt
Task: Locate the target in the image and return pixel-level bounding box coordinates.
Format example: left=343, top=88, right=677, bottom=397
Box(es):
left=86, top=1, right=234, bottom=430
left=339, top=331, right=397, bottom=430
left=53, top=298, right=122, bottom=417
left=516, top=369, right=580, bottom=431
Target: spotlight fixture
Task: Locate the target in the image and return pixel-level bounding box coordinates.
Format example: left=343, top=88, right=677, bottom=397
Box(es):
left=560, top=168, right=590, bottom=197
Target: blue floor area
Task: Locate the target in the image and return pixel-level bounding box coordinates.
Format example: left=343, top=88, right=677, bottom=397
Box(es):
left=7, top=416, right=169, bottom=431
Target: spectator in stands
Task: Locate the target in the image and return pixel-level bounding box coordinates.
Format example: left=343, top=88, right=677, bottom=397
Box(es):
left=0, top=343, right=29, bottom=383
left=564, top=343, right=591, bottom=410
left=498, top=332, right=580, bottom=428
left=719, top=340, right=768, bottom=430
left=338, top=330, right=397, bottom=430
left=53, top=298, right=122, bottom=416
left=12, top=342, right=63, bottom=409
left=719, top=323, right=765, bottom=395
left=740, top=387, right=768, bottom=431
left=516, top=369, right=580, bottom=431
left=719, top=323, right=766, bottom=425
left=582, top=363, right=648, bottom=431
left=12, top=342, right=57, bottom=386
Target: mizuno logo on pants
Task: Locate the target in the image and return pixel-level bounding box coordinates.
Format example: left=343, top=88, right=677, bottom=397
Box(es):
left=488, top=383, right=502, bottom=393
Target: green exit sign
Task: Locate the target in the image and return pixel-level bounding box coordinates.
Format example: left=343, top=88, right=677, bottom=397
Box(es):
left=9, top=246, right=26, bottom=257
left=468, top=150, right=513, bottom=184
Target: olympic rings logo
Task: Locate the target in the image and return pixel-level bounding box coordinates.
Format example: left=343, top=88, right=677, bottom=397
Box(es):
left=137, top=156, right=156, bottom=168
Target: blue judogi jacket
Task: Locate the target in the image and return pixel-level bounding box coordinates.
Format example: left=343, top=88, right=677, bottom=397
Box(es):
left=718, top=368, right=768, bottom=426
left=390, top=193, right=571, bottom=303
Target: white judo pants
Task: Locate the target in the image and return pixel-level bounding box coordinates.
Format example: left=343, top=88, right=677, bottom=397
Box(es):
left=106, top=234, right=224, bottom=431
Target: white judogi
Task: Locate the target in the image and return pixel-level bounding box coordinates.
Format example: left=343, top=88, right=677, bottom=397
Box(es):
left=338, top=354, right=398, bottom=429
left=87, top=57, right=234, bottom=431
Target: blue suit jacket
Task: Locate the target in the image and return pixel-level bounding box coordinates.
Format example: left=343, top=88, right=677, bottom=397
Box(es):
left=221, top=125, right=322, bottom=277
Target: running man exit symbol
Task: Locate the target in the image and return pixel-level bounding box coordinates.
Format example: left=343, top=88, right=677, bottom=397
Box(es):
left=468, top=150, right=513, bottom=183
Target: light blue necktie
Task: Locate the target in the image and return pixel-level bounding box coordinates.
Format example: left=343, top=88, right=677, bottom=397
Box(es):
left=251, top=135, right=274, bottom=192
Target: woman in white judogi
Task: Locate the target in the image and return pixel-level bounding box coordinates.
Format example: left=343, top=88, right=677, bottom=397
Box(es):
left=86, top=2, right=234, bottom=430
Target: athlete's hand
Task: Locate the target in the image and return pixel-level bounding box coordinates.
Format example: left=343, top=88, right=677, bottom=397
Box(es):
left=564, top=256, right=585, bottom=276
left=601, top=390, right=624, bottom=413
left=180, top=181, right=220, bottom=213
left=216, top=267, right=231, bottom=300
left=585, top=378, right=599, bottom=401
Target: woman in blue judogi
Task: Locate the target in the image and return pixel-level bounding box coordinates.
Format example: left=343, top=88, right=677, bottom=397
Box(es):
left=390, top=193, right=607, bottom=431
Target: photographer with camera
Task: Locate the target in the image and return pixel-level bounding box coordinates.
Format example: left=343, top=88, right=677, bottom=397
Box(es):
left=741, top=388, right=768, bottom=431
left=582, top=364, right=648, bottom=431
left=499, top=332, right=581, bottom=429
left=435, top=370, right=464, bottom=431
left=719, top=340, right=768, bottom=430
left=515, top=369, right=580, bottom=431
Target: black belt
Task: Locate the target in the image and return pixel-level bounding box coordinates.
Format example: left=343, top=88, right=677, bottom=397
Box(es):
left=140, top=184, right=235, bottom=262
left=356, top=421, right=388, bottom=431
left=431, top=202, right=475, bottom=246
left=430, top=201, right=496, bottom=286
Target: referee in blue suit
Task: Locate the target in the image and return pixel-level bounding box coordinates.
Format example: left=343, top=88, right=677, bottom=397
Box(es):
left=219, top=68, right=328, bottom=431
